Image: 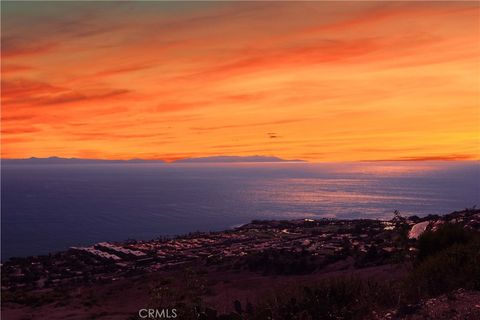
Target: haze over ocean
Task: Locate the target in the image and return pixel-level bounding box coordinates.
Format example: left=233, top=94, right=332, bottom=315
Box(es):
left=2, top=161, right=479, bottom=260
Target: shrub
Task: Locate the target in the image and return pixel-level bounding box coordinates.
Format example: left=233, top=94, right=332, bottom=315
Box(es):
left=406, top=238, right=480, bottom=298
left=250, top=225, right=480, bottom=319
left=244, top=249, right=317, bottom=275
left=251, top=277, right=398, bottom=320
left=416, top=223, right=476, bottom=262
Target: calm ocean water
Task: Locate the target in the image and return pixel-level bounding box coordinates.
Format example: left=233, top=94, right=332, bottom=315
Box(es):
left=2, top=161, right=479, bottom=260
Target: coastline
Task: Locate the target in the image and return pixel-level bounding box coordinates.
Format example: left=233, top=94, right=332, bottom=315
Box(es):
left=3, top=208, right=478, bottom=263
left=2, top=208, right=479, bottom=319
left=3, top=160, right=479, bottom=261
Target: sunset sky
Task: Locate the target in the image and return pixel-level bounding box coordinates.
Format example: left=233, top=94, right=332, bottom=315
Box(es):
left=1, top=1, right=479, bottom=162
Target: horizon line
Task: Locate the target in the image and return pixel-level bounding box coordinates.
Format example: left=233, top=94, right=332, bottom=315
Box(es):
left=1, top=155, right=479, bottom=163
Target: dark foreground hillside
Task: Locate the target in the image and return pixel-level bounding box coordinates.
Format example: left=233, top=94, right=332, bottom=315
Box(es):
left=2, top=208, right=479, bottom=319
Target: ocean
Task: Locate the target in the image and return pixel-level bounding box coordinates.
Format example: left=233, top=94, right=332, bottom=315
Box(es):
left=1, top=161, right=479, bottom=260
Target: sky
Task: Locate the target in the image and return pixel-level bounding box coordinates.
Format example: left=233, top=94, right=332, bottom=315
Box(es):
left=1, top=1, right=479, bottom=162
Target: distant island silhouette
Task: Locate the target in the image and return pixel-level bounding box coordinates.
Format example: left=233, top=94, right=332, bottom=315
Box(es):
left=1, top=157, right=165, bottom=164
left=173, top=156, right=305, bottom=163
left=1, top=156, right=306, bottom=164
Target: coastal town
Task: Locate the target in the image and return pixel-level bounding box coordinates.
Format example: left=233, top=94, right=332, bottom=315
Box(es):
left=2, top=209, right=479, bottom=293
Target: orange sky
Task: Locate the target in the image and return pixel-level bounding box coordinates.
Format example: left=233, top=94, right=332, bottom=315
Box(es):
left=1, top=1, right=479, bottom=162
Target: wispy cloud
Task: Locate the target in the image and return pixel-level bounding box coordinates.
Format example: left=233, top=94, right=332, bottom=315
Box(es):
left=376, top=155, right=477, bottom=162
left=1, top=1, right=478, bottom=161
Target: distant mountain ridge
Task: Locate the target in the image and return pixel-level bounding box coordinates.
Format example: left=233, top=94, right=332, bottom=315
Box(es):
left=1, top=157, right=165, bottom=164
left=2, top=156, right=305, bottom=164
left=173, top=156, right=305, bottom=163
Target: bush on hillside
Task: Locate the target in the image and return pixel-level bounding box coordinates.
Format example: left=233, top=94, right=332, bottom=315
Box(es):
left=251, top=277, right=398, bottom=320
left=416, top=223, right=476, bottom=262
left=406, top=238, right=480, bottom=298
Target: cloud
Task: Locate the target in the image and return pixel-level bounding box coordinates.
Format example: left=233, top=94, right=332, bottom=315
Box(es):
left=94, top=64, right=155, bottom=77
left=1, top=127, right=41, bottom=134
left=187, top=38, right=381, bottom=81
left=2, top=78, right=130, bottom=107
left=70, top=132, right=169, bottom=141
left=1, top=2, right=478, bottom=161
left=378, top=154, right=477, bottom=162
left=1, top=64, right=34, bottom=74
left=152, top=101, right=208, bottom=113
left=1, top=36, right=57, bottom=58
left=0, top=137, right=30, bottom=144
left=38, top=89, right=130, bottom=105
left=191, top=119, right=305, bottom=131
left=2, top=78, right=63, bottom=96
left=1, top=114, right=36, bottom=122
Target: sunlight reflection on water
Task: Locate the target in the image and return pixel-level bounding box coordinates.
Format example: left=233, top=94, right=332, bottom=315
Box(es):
left=2, top=161, right=479, bottom=259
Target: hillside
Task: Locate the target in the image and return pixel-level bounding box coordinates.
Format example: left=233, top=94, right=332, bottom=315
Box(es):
left=1, top=208, right=479, bottom=319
